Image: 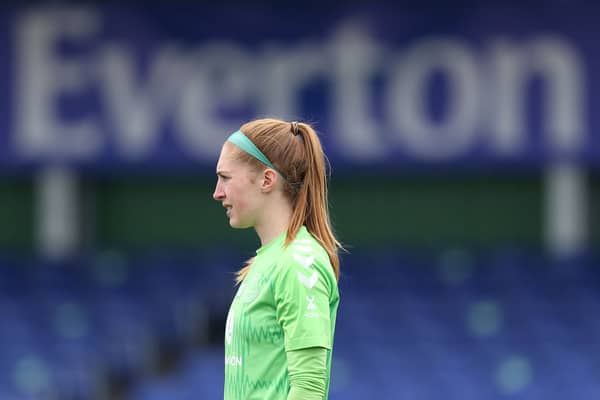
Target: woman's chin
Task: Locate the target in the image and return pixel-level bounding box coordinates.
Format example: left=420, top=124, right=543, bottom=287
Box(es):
left=228, top=218, right=242, bottom=228
left=229, top=218, right=251, bottom=229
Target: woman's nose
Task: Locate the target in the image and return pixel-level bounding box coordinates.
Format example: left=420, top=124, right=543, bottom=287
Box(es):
left=213, top=184, right=224, bottom=200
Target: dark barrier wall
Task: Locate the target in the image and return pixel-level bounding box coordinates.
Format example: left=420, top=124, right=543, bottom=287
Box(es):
left=6, top=174, right=599, bottom=252
left=0, top=179, right=33, bottom=249
left=89, top=174, right=543, bottom=251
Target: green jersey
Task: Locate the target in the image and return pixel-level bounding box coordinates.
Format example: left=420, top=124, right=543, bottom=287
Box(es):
left=224, top=226, right=340, bottom=400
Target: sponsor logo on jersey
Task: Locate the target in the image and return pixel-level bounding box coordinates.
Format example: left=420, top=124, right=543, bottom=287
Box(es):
left=304, top=295, right=321, bottom=318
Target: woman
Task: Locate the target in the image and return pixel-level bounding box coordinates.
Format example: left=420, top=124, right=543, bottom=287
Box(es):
left=213, top=118, right=342, bottom=400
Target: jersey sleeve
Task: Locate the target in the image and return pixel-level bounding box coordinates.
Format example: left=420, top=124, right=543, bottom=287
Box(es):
left=286, top=347, right=328, bottom=399
left=273, top=250, right=334, bottom=351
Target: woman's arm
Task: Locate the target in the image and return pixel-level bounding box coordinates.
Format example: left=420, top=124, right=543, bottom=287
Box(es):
left=287, top=346, right=328, bottom=400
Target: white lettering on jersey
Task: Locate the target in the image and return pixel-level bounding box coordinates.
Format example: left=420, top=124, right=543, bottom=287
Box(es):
left=225, top=355, right=243, bottom=367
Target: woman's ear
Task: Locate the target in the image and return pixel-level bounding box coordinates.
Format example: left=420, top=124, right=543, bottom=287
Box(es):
left=261, top=169, right=278, bottom=193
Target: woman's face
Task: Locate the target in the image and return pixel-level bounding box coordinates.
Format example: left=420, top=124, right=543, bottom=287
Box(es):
left=213, top=143, right=264, bottom=228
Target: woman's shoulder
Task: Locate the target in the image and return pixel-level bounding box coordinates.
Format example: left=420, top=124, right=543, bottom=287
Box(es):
left=275, top=229, right=335, bottom=283
left=285, top=228, right=329, bottom=260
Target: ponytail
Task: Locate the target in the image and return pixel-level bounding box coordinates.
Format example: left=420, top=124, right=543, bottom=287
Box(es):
left=285, top=123, right=341, bottom=280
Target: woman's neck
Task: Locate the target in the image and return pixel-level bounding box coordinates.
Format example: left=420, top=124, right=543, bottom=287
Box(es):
left=254, top=199, right=293, bottom=247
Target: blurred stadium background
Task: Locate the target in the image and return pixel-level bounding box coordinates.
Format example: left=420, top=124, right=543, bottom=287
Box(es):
left=1, top=1, right=599, bottom=399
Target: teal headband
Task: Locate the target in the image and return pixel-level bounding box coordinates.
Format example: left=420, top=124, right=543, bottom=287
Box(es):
left=227, top=130, right=288, bottom=180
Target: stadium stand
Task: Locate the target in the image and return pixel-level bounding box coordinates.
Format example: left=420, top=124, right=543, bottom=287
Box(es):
left=0, top=249, right=598, bottom=399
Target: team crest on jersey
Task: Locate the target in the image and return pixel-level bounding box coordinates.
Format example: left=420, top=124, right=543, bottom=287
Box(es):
left=237, top=272, right=263, bottom=303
